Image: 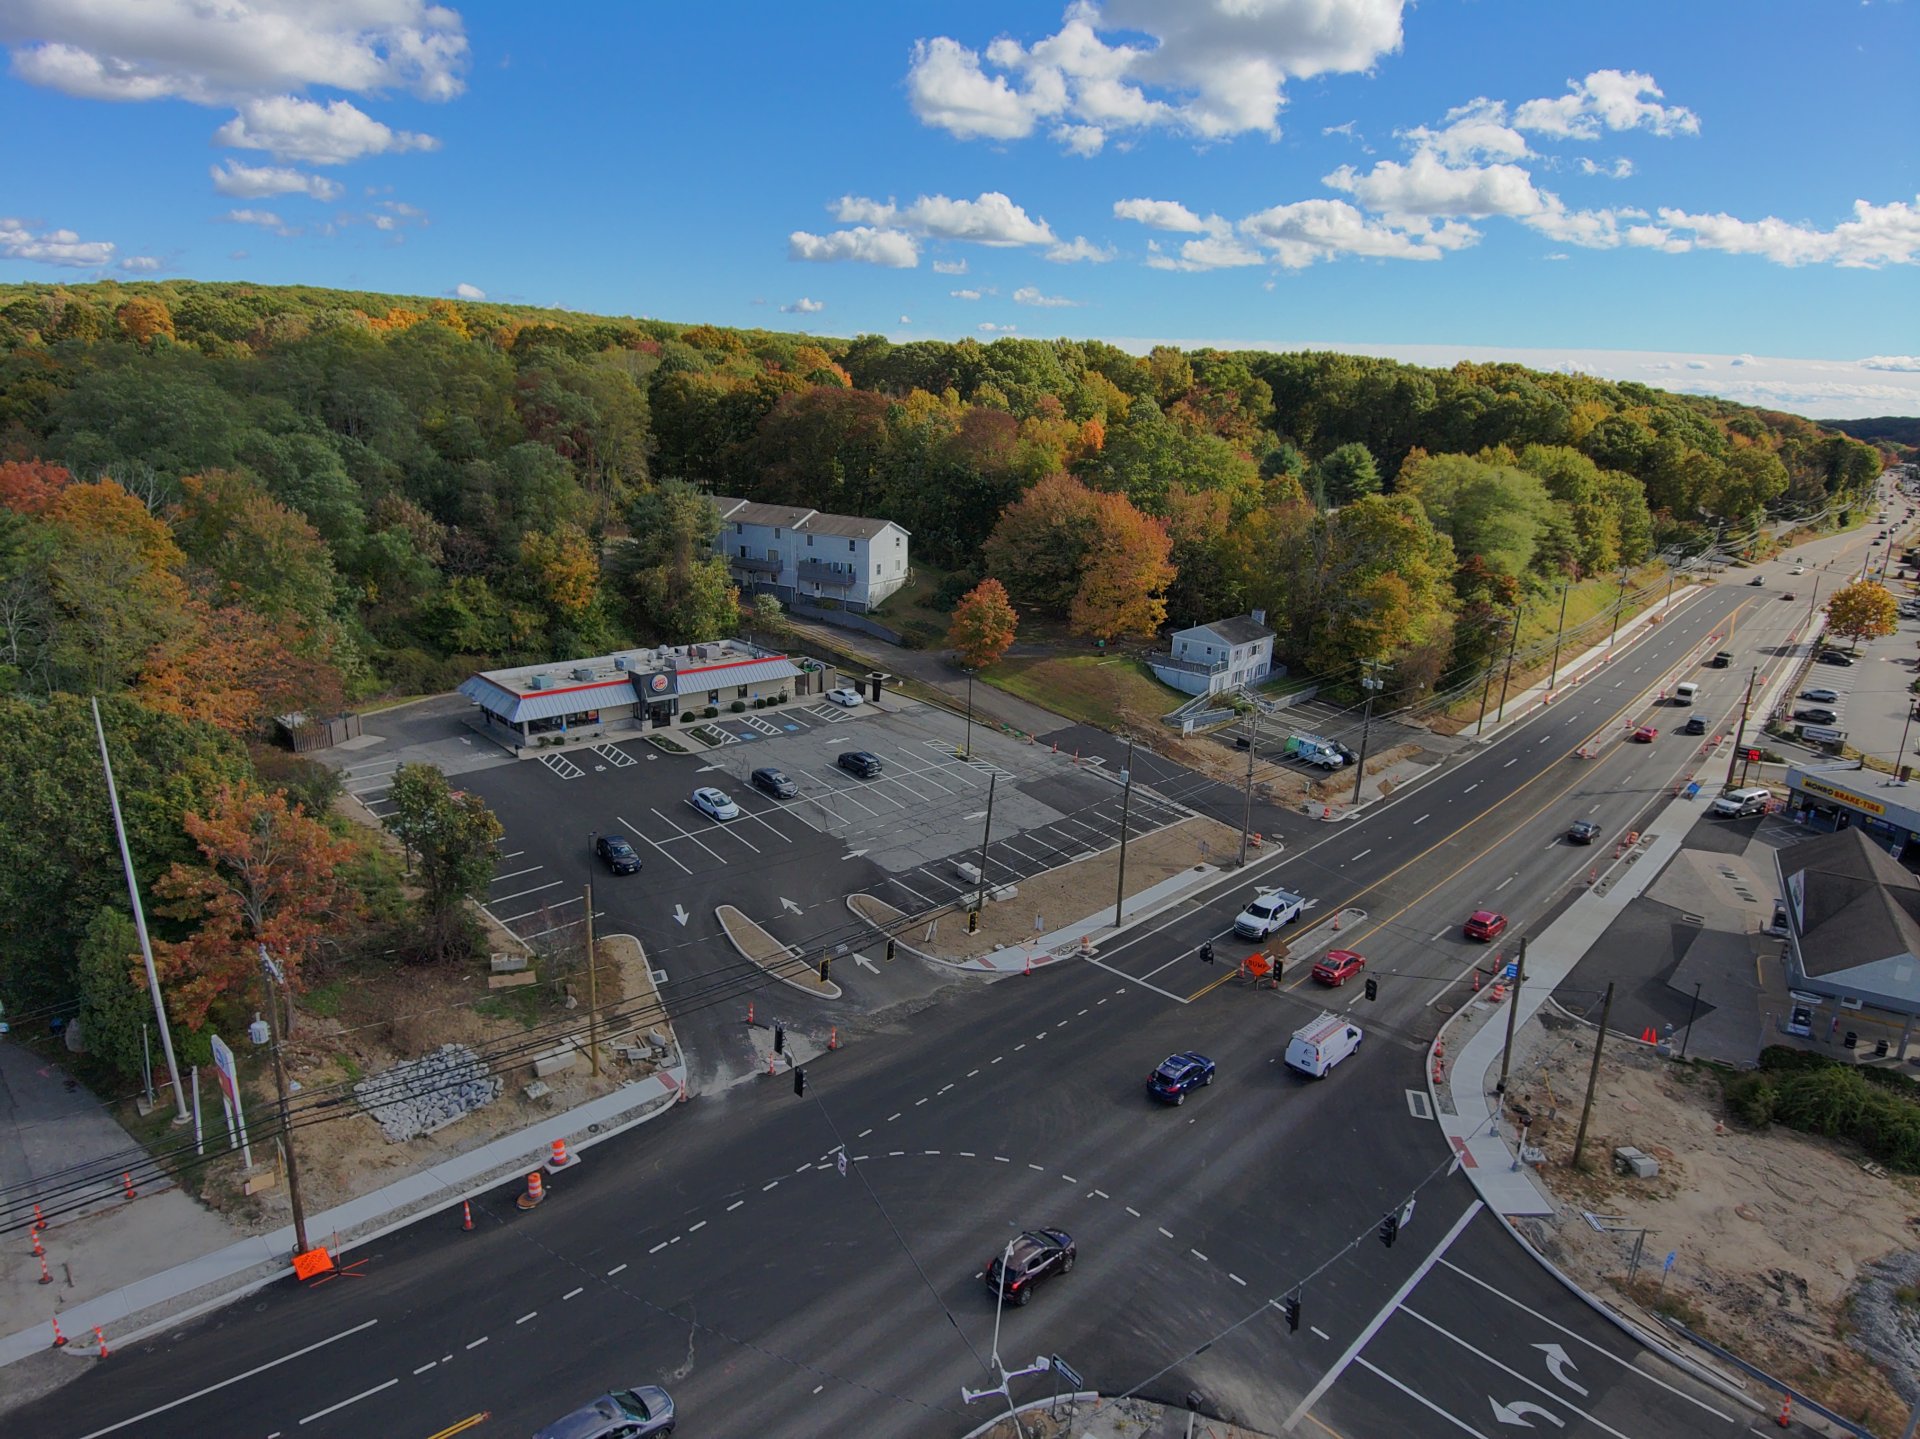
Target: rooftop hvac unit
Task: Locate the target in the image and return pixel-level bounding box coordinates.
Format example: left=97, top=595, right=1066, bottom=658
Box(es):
left=571, top=667, right=595, bottom=682
left=529, top=674, right=552, bottom=690
left=613, top=656, right=629, bottom=671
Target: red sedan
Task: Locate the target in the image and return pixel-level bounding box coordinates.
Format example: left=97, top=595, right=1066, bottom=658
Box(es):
left=1312, top=949, right=1366, bottom=986
left=1631, top=725, right=1658, bottom=743
left=1464, top=910, right=1508, bottom=942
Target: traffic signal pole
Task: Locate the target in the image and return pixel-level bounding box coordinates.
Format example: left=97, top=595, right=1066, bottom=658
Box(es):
left=1726, top=666, right=1758, bottom=791
left=974, top=773, right=996, bottom=917
left=1113, top=739, right=1135, bottom=929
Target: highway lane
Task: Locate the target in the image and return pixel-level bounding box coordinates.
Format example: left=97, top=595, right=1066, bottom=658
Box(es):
left=24, top=552, right=1871, bottom=1438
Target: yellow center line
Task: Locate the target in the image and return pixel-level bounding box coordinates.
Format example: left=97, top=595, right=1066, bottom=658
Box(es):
left=424, top=1414, right=491, bottom=1439
left=1184, top=593, right=1757, bottom=1002
left=1299, top=1410, right=1352, bottom=1439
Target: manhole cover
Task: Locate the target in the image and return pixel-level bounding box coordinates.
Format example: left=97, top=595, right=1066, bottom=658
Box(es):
left=1435, top=1000, right=1456, bottom=1016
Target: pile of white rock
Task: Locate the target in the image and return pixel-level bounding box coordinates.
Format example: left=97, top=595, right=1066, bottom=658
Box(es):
left=355, top=1044, right=503, bottom=1143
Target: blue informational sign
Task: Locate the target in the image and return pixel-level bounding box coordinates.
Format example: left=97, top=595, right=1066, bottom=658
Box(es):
left=1685, top=782, right=1701, bottom=799
left=1663, top=1250, right=1677, bottom=1273
left=1504, top=961, right=1518, bottom=981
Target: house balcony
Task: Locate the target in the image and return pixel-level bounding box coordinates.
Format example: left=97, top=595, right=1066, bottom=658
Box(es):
left=1148, top=652, right=1229, bottom=677
left=796, top=560, right=857, bottom=588
left=728, top=554, right=783, bottom=575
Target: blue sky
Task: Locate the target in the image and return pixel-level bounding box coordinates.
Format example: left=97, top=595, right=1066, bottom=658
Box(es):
left=2, top=1, right=1917, bottom=417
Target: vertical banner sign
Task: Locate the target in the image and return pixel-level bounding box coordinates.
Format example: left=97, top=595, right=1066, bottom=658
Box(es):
left=209, top=1034, right=252, bottom=1169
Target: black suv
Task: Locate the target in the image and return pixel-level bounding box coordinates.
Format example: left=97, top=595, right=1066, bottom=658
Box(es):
left=837, top=750, right=883, bottom=779
left=595, top=835, right=641, bottom=875
left=1794, top=706, right=1839, bottom=725
left=1566, top=819, right=1601, bottom=845
left=1681, top=714, right=1707, bottom=735
left=984, top=1228, right=1076, bottom=1306
left=1146, top=1052, right=1215, bottom=1104
left=751, top=766, right=797, bottom=800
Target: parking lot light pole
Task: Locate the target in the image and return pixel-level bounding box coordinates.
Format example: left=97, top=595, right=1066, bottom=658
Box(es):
left=1238, top=712, right=1257, bottom=864
left=1607, top=565, right=1630, bottom=652
left=1113, top=739, right=1135, bottom=929
left=974, top=773, right=997, bottom=916
left=1351, top=661, right=1385, bottom=804
left=961, top=669, right=976, bottom=760
left=1898, top=701, right=1919, bottom=776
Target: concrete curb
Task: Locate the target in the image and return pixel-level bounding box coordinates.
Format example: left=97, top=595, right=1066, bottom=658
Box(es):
left=715, top=905, right=845, bottom=999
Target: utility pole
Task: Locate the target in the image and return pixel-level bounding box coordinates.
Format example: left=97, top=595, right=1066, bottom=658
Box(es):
left=1572, top=982, right=1617, bottom=1169
left=1806, top=580, right=1820, bottom=632
left=1725, top=665, right=1759, bottom=790
left=1679, top=982, right=1703, bottom=1060
left=961, top=669, right=976, bottom=760
left=1238, top=711, right=1257, bottom=865
left=1606, top=565, right=1630, bottom=652
left=1112, top=738, right=1135, bottom=929
left=1496, top=937, right=1527, bottom=1095
left=1546, top=581, right=1571, bottom=690
left=584, top=882, right=600, bottom=1077
left=1351, top=659, right=1386, bottom=804
left=1494, top=598, right=1525, bottom=725
left=974, top=773, right=997, bottom=915
left=95, top=698, right=188, bottom=1122
left=258, top=947, right=309, bottom=1257
left=1475, top=613, right=1505, bottom=737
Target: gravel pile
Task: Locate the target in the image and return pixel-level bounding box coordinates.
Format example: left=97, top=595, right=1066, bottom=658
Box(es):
left=1850, top=1249, right=1920, bottom=1405
left=355, top=1044, right=502, bottom=1143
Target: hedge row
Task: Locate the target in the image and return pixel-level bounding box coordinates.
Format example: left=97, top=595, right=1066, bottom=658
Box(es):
left=1724, top=1050, right=1920, bottom=1172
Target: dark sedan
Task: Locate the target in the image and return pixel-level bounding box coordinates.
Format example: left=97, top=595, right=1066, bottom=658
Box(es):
left=1794, top=707, right=1838, bottom=725
left=1146, top=1051, right=1215, bottom=1104
left=1566, top=819, right=1602, bottom=845
left=984, top=1228, right=1076, bottom=1306
left=751, top=766, right=797, bottom=800
left=594, top=835, right=641, bottom=875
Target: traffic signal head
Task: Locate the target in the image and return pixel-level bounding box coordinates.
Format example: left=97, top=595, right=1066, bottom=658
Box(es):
left=1378, top=1213, right=1399, bottom=1248
left=885, top=937, right=896, bottom=961
left=818, top=958, right=830, bottom=983
left=1364, top=976, right=1378, bottom=1001
left=1281, top=1294, right=1301, bottom=1332
left=967, top=908, right=980, bottom=933
left=1200, top=941, right=1215, bottom=964
left=793, top=1066, right=807, bottom=1097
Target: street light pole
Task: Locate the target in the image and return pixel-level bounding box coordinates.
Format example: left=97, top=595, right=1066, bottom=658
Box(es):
left=1899, top=700, right=1919, bottom=778
left=1496, top=937, right=1527, bottom=1095
left=1546, top=581, right=1571, bottom=690
left=961, top=669, right=975, bottom=760
left=1351, top=660, right=1385, bottom=804
left=1475, top=614, right=1505, bottom=737
left=1607, top=566, right=1630, bottom=652
left=1112, top=739, right=1135, bottom=929
left=1238, top=711, right=1258, bottom=864
left=1725, top=665, right=1759, bottom=791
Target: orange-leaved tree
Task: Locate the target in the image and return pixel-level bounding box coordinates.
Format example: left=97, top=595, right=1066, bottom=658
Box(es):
left=115, top=296, right=175, bottom=345
left=1826, top=580, right=1897, bottom=652
left=1069, top=491, right=1175, bottom=642
left=947, top=578, right=1019, bottom=669
left=138, top=600, right=346, bottom=738
left=0, top=458, right=76, bottom=515
left=156, top=783, right=357, bottom=1032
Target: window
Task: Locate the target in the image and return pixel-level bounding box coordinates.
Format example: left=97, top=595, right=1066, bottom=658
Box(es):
left=735, top=523, right=743, bottom=535
left=775, top=528, right=781, bottom=538
left=895, top=536, right=902, bottom=548
left=737, top=686, right=748, bottom=698
left=806, top=534, right=813, bottom=547
left=848, top=539, right=856, bottom=552
left=767, top=547, right=778, bottom=561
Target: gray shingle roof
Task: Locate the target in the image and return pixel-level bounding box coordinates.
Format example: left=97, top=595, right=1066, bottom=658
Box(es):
left=1199, top=614, right=1275, bottom=646
left=1777, top=828, right=1920, bottom=979
left=708, top=493, right=904, bottom=540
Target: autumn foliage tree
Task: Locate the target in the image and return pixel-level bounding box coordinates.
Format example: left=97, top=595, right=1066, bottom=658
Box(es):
left=115, top=296, right=175, bottom=345
left=1826, top=580, right=1898, bottom=652
left=1069, top=492, right=1175, bottom=643
left=0, top=459, right=76, bottom=514
left=946, top=578, right=1019, bottom=668
left=155, top=783, right=357, bottom=1031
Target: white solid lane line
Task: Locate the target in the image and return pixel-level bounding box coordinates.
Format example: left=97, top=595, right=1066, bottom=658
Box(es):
left=74, top=1320, right=380, bottom=1439
left=1352, top=1358, right=1491, bottom=1438
left=300, top=1379, right=400, bottom=1426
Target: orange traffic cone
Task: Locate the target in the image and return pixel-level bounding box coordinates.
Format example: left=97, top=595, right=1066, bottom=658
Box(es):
left=545, top=1138, right=578, bottom=1173
left=36, top=1254, right=52, bottom=1285
left=517, top=1172, right=546, bottom=1211
left=91, top=1326, right=109, bottom=1359
left=461, top=1200, right=474, bottom=1232
left=49, top=1317, right=67, bottom=1348
left=828, top=1026, right=840, bottom=1051
left=1472, top=970, right=1481, bottom=992
left=1776, top=1392, right=1791, bottom=1427
left=1332, top=912, right=1341, bottom=931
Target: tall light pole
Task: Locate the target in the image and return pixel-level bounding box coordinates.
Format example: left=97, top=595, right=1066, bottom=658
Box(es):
left=1112, top=739, right=1135, bottom=928
left=1475, top=613, right=1506, bottom=737
left=1351, top=660, right=1386, bottom=804
left=1546, top=580, right=1572, bottom=691
left=1725, top=666, right=1759, bottom=791
left=95, top=698, right=188, bottom=1122
left=1237, top=710, right=1258, bottom=863
left=1898, top=700, right=1918, bottom=781
left=961, top=669, right=976, bottom=760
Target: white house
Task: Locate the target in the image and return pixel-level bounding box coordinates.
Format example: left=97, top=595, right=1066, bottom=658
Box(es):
left=1147, top=611, right=1276, bottom=698
left=709, top=496, right=911, bottom=613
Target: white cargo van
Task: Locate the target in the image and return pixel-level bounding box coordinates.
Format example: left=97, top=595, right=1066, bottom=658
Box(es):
left=1285, top=1013, right=1363, bottom=1078
left=1672, top=682, right=1700, bottom=705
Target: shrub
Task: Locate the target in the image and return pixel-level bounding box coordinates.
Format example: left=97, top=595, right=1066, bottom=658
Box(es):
left=730, top=700, right=746, bottom=713
left=1722, top=1072, right=1777, bottom=1128
left=1758, top=1045, right=1836, bottom=1075
left=704, top=705, right=719, bottom=718
left=680, top=711, right=696, bottom=724
left=933, top=568, right=982, bottom=611
left=1775, top=1065, right=1873, bottom=1136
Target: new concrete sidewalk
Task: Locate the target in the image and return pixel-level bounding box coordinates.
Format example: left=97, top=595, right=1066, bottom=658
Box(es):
left=0, top=1061, right=686, bottom=1372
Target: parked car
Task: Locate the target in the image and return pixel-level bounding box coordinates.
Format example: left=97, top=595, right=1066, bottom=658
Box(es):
left=1794, top=707, right=1839, bottom=725
left=1818, top=650, right=1855, bottom=666
left=1801, top=688, right=1840, bottom=703
left=690, top=786, right=741, bottom=821
left=1710, top=786, right=1772, bottom=818
left=533, top=1386, right=676, bottom=1439
left=751, top=766, right=797, bottom=800
left=1311, top=949, right=1366, bottom=986
left=1566, top=819, right=1602, bottom=845
left=1681, top=715, right=1707, bottom=735
left=1464, top=910, right=1508, bottom=942
left=837, top=749, right=883, bottom=778
left=826, top=687, right=864, bottom=708
left=1632, top=725, right=1658, bottom=742
left=1146, top=1052, right=1215, bottom=1104
left=1232, top=886, right=1306, bottom=939
left=1782, top=592, right=1796, bottom=601
left=594, top=835, right=641, bottom=875
left=984, top=1229, right=1076, bottom=1306
left=1792, top=566, right=1806, bottom=575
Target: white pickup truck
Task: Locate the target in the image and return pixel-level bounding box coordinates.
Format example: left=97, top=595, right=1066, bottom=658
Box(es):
left=1233, top=886, right=1307, bottom=939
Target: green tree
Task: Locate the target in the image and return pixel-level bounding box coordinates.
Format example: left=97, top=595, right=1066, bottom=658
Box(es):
left=382, top=763, right=505, bottom=960
left=1315, top=442, right=1381, bottom=506
left=74, top=907, right=153, bottom=1081
left=980, top=472, right=1102, bottom=614
left=609, top=480, right=740, bottom=642
left=1398, top=451, right=1555, bottom=584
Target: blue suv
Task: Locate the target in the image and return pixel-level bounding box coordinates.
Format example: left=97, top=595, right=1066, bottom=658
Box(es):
left=1146, top=1051, right=1215, bottom=1105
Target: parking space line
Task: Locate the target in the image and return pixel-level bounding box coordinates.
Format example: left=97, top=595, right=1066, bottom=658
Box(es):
left=493, top=880, right=564, bottom=904
left=622, top=814, right=692, bottom=874
left=650, top=808, right=730, bottom=863
left=734, top=805, right=796, bottom=844
left=796, top=783, right=880, bottom=821
left=490, top=866, right=544, bottom=884
left=884, top=876, right=938, bottom=908
left=685, top=806, right=762, bottom=854
left=837, top=775, right=909, bottom=810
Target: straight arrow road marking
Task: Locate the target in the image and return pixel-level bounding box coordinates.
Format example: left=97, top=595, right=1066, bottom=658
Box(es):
left=780, top=896, right=803, bottom=914
left=843, top=849, right=869, bottom=860
left=672, top=904, right=689, bottom=926
left=854, top=953, right=878, bottom=972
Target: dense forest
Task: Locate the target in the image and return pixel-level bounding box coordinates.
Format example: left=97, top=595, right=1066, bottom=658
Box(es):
left=1822, top=415, right=1920, bottom=457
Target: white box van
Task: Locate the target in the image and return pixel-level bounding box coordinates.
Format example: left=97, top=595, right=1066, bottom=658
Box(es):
left=1285, top=1013, right=1363, bottom=1078
left=1710, top=786, right=1771, bottom=817
left=1672, top=682, right=1700, bottom=705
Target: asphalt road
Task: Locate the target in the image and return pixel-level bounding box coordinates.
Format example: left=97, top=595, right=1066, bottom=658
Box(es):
left=25, top=522, right=1889, bottom=1439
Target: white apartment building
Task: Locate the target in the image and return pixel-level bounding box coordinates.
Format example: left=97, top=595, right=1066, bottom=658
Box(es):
left=709, top=496, right=911, bottom=614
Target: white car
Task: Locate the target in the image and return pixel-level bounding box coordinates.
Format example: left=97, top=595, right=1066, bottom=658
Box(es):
left=690, top=786, right=741, bottom=822
left=826, top=687, right=864, bottom=708
left=1233, top=887, right=1307, bottom=940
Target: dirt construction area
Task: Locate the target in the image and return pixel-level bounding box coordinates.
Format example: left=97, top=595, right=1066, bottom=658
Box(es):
left=851, top=815, right=1239, bottom=962
left=1500, top=1012, right=1920, bottom=1433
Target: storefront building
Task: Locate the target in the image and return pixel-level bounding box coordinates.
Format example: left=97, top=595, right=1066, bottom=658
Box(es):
left=1781, top=762, right=1920, bottom=857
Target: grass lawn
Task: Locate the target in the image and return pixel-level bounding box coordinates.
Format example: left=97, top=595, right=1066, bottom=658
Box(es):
left=869, top=564, right=955, bottom=647
left=984, top=653, right=1185, bottom=728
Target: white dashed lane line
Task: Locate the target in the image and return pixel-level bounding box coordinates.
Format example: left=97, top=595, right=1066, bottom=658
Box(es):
left=516, top=1312, right=537, bottom=1325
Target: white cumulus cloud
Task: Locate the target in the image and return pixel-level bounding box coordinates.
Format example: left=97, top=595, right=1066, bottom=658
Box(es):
left=1861, top=356, right=1920, bottom=373
left=1241, top=199, right=1475, bottom=268
left=119, top=254, right=161, bottom=272
left=223, top=207, right=288, bottom=230
left=0, top=0, right=469, bottom=105
left=908, top=0, right=1407, bottom=151
left=932, top=258, right=968, bottom=275
left=950, top=289, right=982, bottom=300
left=1047, top=235, right=1116, bottom=263
left=1578, top=157, right=1634, bottom=180
left=215, top=96, right=438, bottom=165
left=454, top=282, right=485, bottom=300
left=1655, top=197, right=1920, bottom=269
left=0, top=216, right=114, bottom=267
left=1514, top=70, right=1699, bottom=141
left=831, top=191, right=1054, bottom=247
left=780, top=297, right=825, bottom=313
left=1113, top=197, right=1213, bottom=233
left=210, top=159, right=342, bottom=200
left=788, top=227, right=920, bottom=268
left=1324, top=151, right=1545, bottom=219
left=978, top=321, right=1018, bottom=332
left=1013, top=285, right=1076, bottom=307
left=1401, top=98, right=1530, bottom=164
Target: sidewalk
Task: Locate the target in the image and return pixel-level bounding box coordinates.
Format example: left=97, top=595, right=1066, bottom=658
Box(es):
left=0, top=1060, right=687, bottom=1374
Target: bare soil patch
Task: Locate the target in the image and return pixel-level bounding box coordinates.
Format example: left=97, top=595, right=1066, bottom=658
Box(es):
left=1506, top=1017, right=1919, bottom=1433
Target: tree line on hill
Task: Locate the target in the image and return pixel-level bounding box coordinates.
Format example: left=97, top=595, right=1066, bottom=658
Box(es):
left=0, top=280, right=1882, bottom=1069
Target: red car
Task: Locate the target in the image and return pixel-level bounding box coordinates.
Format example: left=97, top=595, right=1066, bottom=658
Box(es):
left=1312, top=949, right=1366, bottom=986
left=1632, top=725, right=1658, bottom=743
left=1464, top=910, right=1507, bottom=942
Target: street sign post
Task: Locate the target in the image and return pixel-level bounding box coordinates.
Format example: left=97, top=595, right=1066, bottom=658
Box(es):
left=209, top=1033, right=250, bottom=1167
